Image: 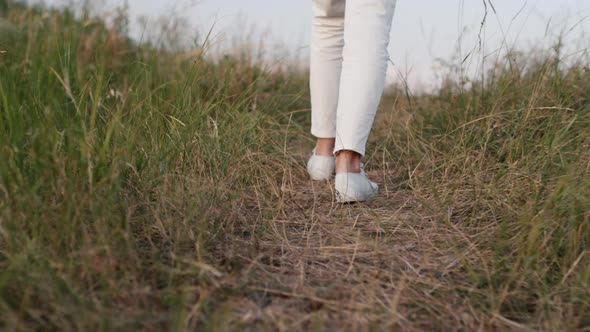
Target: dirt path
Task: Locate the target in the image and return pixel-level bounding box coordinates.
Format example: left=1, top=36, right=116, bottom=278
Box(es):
left=214, top=164, right=484, bottom=331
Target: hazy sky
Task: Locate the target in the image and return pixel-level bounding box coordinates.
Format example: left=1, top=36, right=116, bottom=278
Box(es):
left=46, top=0, right=590, bottom=90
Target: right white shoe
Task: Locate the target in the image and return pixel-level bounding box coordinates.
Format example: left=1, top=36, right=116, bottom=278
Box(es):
left=306, top=149, right=336, bottom=181
left=335, top=166, right=379, bottom=203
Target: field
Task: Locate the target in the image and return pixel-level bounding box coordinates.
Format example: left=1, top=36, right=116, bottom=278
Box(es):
left=1, top=3, right=589, bottom=331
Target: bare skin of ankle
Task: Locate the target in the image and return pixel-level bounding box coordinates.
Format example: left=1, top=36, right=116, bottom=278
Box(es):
left=314, top=138, right=335, bottom=156
left=335, top=150, right=362, bottom=174
left=314, top=140, right=362, bottom=174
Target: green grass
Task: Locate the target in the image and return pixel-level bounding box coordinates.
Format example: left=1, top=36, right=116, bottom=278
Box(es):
left=1, top=3, right=589, bottom=331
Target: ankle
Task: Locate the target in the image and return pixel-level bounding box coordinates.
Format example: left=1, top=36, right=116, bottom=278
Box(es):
left=314, top=138, right=335, bottom=156
left=335, top=150, right=362, bottom=173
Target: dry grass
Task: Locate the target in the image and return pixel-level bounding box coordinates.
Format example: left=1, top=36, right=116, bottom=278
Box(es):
left=0, top=3, right=589, bottom=331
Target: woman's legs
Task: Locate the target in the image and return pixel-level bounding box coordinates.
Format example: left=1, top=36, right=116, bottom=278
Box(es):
left=309, top=0, right=396, bottom=199
left=334, top=0, right=397, bottom=164
left=310, top=0, right=346, bottom=155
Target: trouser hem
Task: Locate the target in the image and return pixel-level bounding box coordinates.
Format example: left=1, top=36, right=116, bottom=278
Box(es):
left=311, top=128, right=336, bottom=139
left=333, top=145, right=365, bottom=157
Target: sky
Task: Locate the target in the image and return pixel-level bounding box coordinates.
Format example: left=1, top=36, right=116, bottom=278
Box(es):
left=43, top=0, right=590, bottom=91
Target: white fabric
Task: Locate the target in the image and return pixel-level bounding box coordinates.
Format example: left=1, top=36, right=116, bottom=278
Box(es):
left=310, top=0, right=397, bottom=156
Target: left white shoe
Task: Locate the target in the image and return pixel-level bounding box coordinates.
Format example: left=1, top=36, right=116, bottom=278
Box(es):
left=306, top=149, right=335, bottom=180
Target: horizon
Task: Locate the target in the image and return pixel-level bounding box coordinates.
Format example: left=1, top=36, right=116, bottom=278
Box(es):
left=41, top=0, right=590, bottom=91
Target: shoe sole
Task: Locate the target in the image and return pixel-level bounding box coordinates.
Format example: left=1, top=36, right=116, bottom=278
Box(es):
left=335, top=190, right=378, bottom=203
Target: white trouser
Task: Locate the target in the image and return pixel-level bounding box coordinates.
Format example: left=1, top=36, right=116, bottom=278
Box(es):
left=310, top=0, right=397, bottom=156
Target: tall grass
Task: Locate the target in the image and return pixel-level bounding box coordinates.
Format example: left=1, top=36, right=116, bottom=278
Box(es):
left=0, top=3, right=588, bottom=331
left=377, top=50, right=590, bottom=327
left=1, top=4, right=305, bottom=330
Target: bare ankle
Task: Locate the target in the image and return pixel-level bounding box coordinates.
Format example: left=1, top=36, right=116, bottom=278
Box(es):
left=335, top=150, right=362, bottom=173
left=315, top=138, right=335, bottom=156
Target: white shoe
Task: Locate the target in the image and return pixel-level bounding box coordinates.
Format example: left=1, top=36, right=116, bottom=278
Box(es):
left=335, top=165, right=379, bottom=203
left=306, top=149, right=335, bottom=180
